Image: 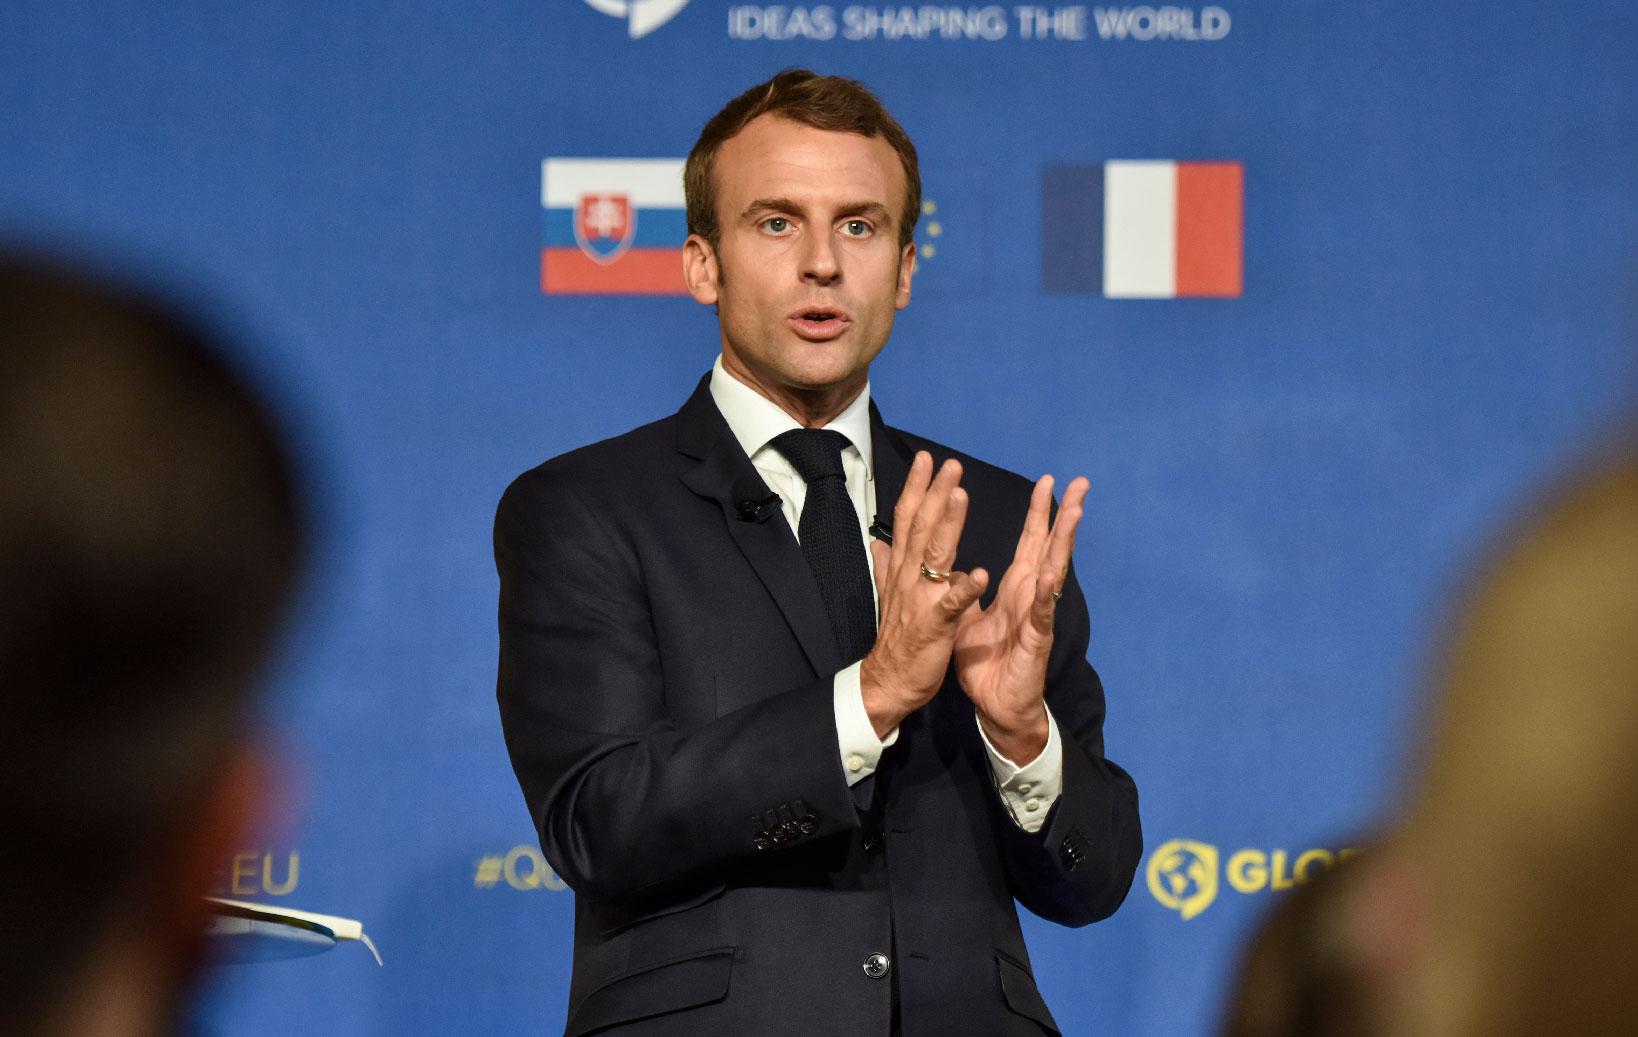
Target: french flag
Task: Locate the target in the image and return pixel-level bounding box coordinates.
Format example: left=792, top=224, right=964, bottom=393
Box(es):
left=1042, top=160, right=1243, bottom=298
left=541, top=158, right=689, bottom=295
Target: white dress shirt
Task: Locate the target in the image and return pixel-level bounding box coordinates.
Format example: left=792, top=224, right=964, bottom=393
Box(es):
left=708, top=357, right=1063, bottom=832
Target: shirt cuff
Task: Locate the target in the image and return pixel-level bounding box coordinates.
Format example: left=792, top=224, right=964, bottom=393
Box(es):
left=978, top=708, right=1064, bottom=833
left=834, top=661, right=897, bottom=786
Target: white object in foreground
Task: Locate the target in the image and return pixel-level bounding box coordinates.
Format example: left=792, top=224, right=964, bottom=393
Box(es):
left=205, top=897, right=383, bottom=966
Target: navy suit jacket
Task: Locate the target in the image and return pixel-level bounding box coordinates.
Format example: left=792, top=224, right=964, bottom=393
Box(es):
left=495, top=377, right=1141, bottom=1036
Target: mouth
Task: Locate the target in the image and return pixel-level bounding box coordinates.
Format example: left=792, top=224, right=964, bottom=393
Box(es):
left=788, top=306, right=851, bottom=341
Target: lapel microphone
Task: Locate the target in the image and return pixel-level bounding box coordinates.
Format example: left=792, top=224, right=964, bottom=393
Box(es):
left=732, top=477, right=782, bottom=523
left=869, top=514, right=893, bottom=545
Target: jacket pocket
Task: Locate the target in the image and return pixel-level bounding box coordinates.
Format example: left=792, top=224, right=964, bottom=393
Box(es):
left=995, top=953, right=1061, bottom=1035
left=565, top=947, right=734, bottom=1036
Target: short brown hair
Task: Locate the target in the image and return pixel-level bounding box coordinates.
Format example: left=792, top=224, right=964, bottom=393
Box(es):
left=685, top=69, right=922, bottom=253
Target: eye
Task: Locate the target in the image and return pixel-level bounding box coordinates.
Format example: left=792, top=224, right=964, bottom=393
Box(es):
left=761, top=216, right=791, bottom=233
left=841, top=219, right=872, bottom=237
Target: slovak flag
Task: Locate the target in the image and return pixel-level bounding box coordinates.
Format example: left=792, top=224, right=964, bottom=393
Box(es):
left=541, top=158, right=689, bottom=295
left=1042, top=160, right=1243, bottom=298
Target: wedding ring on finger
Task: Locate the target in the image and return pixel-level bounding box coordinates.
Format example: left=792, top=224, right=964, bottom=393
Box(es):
left=1050, top=588, right=1063, bottom=601
left=919, top=563, right=951, bottom=583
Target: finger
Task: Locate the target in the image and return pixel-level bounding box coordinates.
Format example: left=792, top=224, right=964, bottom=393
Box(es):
left=938, top=567, right=990, bottom=620
left=1029, top=523, right=1082, bottom=634
left=1057, top=477, right=1091, bottom=547
left=1031, top=565, right=1063, bottom=632
left=1012, top=475, right=1055, bottom=570
left=1062, top=475, right=1091, bottom=510
left=1039, top=477, right=1089, bottom=593
left=902, top=459, right=962, bottom=576
left=889, top=452, right=934, bottom=581
left=923, top=485, right=969, bottom=573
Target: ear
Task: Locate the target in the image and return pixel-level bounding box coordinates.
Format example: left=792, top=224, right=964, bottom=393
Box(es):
left=683, top=234, right=720, bottom=306
left=161, top=744, right=278, bottom=970
left=895, top=241, right=916, bottom=309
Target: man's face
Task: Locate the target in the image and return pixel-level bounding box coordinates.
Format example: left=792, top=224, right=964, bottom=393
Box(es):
left=684, top=114, right=915, bottom=419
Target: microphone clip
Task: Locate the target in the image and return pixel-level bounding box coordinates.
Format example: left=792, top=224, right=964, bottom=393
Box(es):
left=732, top=476, right=782, bottom=523
left=869, top=515, right=893, bottom=545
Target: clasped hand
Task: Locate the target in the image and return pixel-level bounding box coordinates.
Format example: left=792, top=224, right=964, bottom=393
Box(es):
left=859, top=451, right=1090, bottom=764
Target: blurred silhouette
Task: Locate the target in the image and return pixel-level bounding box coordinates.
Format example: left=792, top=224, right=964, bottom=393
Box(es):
left=1224, top=446, right=1638, bottom=1036
left=1392, top=449, right=1638, bottom=1034
left=0, top=253, right=304, bottom=1037
left=1221, top=843, right=1418, bottom=1037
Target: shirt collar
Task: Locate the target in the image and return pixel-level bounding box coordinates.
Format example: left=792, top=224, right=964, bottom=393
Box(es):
left=708, top=355, right=874, bottom=479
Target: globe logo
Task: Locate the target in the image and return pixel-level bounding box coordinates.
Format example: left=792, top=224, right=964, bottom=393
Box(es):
left=1146, top=839, right=1219, bottom=921
left=581, top=0, right=690, bottom=38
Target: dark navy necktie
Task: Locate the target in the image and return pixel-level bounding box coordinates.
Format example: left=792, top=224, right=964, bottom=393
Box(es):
left=770, top=428, right=877, bottom=666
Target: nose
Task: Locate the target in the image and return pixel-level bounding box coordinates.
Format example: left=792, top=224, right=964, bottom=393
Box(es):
left=802, top=231, right=839, bottom=286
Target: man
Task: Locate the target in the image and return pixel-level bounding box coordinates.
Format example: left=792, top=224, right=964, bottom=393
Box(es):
left=497, top=70, right=1141, bottom=1036
left=0, top=254, right=304, bottom=1036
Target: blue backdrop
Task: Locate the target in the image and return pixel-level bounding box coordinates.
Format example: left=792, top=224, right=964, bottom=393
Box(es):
left=3, top=3, right=1635, bottom=1034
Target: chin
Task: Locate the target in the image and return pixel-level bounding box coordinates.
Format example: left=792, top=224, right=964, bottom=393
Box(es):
left=783, top=363, right=860, bottom=394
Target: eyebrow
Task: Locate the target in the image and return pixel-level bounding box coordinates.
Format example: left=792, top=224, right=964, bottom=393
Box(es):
left=741, top=198, right=895, bottom=226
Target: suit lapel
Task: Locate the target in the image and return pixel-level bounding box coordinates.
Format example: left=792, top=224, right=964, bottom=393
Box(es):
left=675, top=377, right=841, bottom=678
left=868, top=401, right=912, bottom=536
left=867, top=405, right=944, bottom=741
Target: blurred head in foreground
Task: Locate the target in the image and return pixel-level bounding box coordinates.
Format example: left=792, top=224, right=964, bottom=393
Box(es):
left=1226, top=447, right=1638, bottom=1036
left=1222, top=843, right=1416, bottom=1037
left=0, top=254, right=303, bottom=1037
left=1391, top=451, right=1638, bottom=1034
